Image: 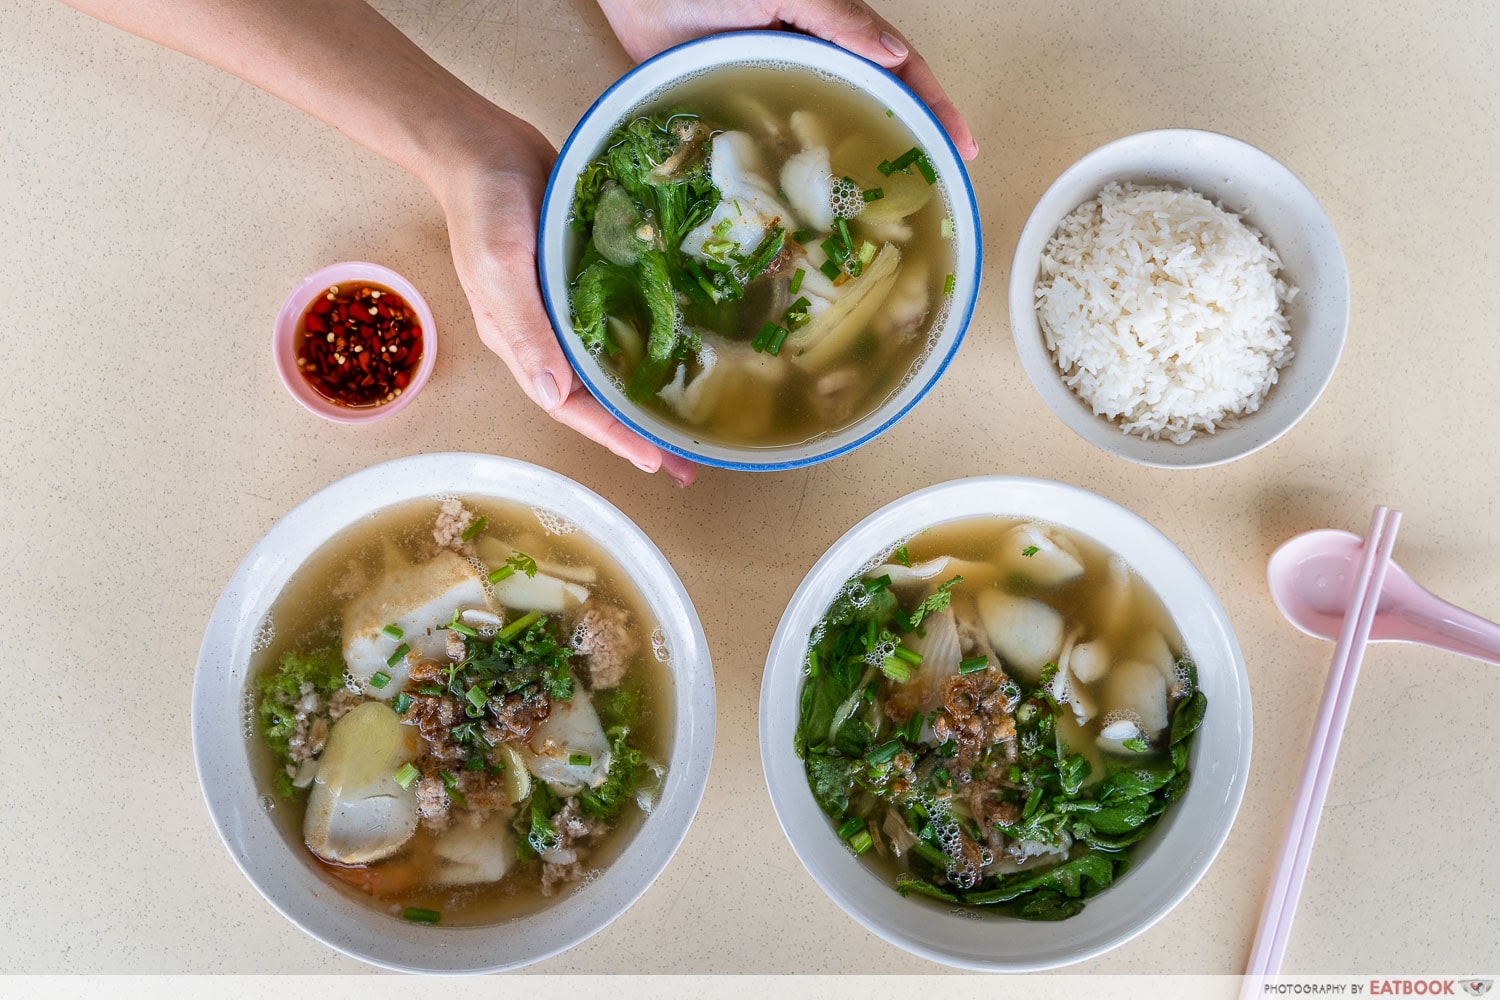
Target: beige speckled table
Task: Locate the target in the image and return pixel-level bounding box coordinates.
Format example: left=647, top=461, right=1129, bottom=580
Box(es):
left=3, top=0, right=1498, bottom=976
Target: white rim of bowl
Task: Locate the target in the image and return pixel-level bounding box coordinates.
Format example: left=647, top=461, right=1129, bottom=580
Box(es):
left=191, top=452, right=715, bottom=973
left=537, top=30, right=983, bottom=472
left=1008, top=128, right=1350, bottom=469
left=759, top=475, right=1252, bottom=970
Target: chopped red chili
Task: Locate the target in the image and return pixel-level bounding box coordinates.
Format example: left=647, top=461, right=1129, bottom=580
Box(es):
left=295, top=282, right=422, bottom=407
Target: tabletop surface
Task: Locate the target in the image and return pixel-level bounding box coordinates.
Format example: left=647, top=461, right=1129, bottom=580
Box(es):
left=4, top=0, right=1498, bottom=976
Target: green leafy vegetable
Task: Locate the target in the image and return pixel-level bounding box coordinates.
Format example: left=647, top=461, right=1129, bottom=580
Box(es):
left=578, top=726, right=650, bottom=822
left=255, top=648, right=346, bottom=795
left=797, top=568, right=1211, bottom=922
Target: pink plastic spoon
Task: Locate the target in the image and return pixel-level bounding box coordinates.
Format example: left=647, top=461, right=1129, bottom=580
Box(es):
left=1267, top=529, right=1500, bottom=666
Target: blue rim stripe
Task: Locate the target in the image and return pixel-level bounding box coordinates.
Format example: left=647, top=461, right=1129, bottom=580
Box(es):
left=537, top=31, right=983, bottom=472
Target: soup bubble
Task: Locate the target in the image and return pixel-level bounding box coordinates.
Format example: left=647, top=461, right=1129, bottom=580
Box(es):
left=252, top=616, right=275, bottom=653
left=650, top=627, right=670, bottom=664
left=533, top=508, right=578, bottom=536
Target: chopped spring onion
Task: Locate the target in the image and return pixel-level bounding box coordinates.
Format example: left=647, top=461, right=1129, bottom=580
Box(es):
left=940, top=217, right=955, bottom=239
left=821, top=236, right=849, bottom=265
left=440, top=770, right=469, bottom=808
left=958, top=655, right=989, bottom=675
left=393, top=762, right=420, bottom=789
left=877, top=159, right=896, bottom=176
left=496, top=610, right=542, bottom=642
left=1021, top=545, right=1040, bottom=557
left=788, top=267, right=805, bottom=294
left=381, top=624, right=403, bottom=640
left=943, top=273, right=956, bottom=296
left=864, top=573, right=893, bottom=593
left=857, top=241, right=876, bottom=267
left=767, top=325, right=789, bottom=356
left=369, top=671, right=391, bottom=690
left=890, top=147, right=922, bottom=171
left=892, top=645, right=923, bottom=666
left=568, top=752, right=593, bottom=767
left=881, top=657, right=912, bottom=683
left=702, top=239, right=736, bottom=259
left=743, top=225, right=786, bottom=280
left=791, top=227, right=816, bottom=244
left=402, top=907, right=441, bottom=925
left=386, top=643, right=411, bottom=668
left=417, top=684, right=444, bottom=696
left=488, top=565, right=514, bottom=584
left=885, top=108, right=894, bottom=118
left=836, top=816, right=865, bottom=839
left=867, top=740, right=904, bottom=766
left=752, top=321, right=780, bottom=353
left=915, top=154, right=937, bottom=185
left=848, top=829, right=874, bottom=855
left=862, top=187, right=885, bottom=203
left=835, top=218, right=855, bottom=257
left=460, top=516, right=487, bottom=542
left=818, top=259, right=843, bottom=282
left=911, top=840, right=956, bottom=870
left=465, top=684, right=488, bottom=710
left=392, top=693, right=414, bottom=714
left=899, top=713, right=923, bottom=743
left=449, top=620, right=478, bottom=638
left=783, top=296, right=812, bottom=331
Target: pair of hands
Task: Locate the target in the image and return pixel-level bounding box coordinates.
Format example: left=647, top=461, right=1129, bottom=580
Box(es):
left=433, top=0, right=977, bottom=488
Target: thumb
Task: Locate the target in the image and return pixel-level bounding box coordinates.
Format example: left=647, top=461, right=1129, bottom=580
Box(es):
left=772, top=0, right=910, bottom=68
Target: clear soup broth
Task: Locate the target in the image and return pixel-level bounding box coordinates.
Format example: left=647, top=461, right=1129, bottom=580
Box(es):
left=250, top=497, right=673, bottom=927
left=566, top=63, right=957, bottom=449
left=796, top=516, right=1207, bottom=919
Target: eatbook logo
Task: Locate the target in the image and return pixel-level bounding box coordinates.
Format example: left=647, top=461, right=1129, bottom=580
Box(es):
left=1462, top=983, right=1493, bottom=997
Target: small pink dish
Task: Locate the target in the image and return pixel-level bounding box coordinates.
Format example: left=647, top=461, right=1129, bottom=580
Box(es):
left=272, top=261, right=437, bottom=424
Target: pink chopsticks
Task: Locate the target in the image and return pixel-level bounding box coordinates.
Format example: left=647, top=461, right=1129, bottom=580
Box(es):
left=1242, top=506, right=1402, bottom=992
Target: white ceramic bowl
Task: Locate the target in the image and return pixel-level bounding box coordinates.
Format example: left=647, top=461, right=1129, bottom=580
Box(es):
left=538, top=31, right=982, bottom=471
left=759, top=476, right=1251, bottom=970
left=1009, top=129, right=1350, bottom=468
left=192, top=453, right=715, bottom=973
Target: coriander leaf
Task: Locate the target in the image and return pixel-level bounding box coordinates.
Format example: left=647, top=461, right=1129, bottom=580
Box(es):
left=578, top=726, right=647, bottom=822
left=806, top=752, right=856, bottom=818
left=901, top=575, right=964, bottom=630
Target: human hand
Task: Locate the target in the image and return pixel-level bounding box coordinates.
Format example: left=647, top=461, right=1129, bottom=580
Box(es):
left=595, top=0, right=977, bottom=160
left=427, top=112, right=697, bottom=487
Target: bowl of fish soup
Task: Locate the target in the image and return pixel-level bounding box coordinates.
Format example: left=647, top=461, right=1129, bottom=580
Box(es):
left=538, top=31, right=982, bottom=471
left=192, top=453, right=715, bottom=973
left=759, top=477, right=1251, bottom=970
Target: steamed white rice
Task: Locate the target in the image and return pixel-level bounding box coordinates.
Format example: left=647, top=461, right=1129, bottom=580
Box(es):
left=1035, top=182, right=1296, bottom=444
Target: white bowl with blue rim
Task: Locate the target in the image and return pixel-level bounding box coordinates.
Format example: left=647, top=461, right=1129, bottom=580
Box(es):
left=192, top=453, right=716, bottom=973
left=537, top=31, right=982, bottom=472
left=759, top=476, right=1252, bottom=970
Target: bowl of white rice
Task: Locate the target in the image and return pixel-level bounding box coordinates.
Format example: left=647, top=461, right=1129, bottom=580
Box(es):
left=1009, top=129, right=1348, bottom=468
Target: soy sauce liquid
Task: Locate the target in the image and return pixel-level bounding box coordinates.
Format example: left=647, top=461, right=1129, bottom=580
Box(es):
left=295, top=282, right=422, bottom=407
